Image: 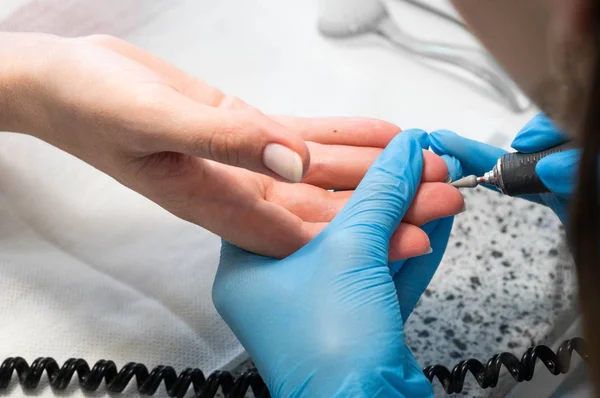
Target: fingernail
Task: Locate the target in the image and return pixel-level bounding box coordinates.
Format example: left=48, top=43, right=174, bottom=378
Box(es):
left=459, top=202, right=467, bottom=214
left=263, top=144, right=304, bottom=182
left=424, top=247, right=433, bottom=255
left=445, top=174, right=452, bottom=183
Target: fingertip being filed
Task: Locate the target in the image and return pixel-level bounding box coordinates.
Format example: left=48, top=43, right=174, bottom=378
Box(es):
left=403, top=182, right=464, bottom=225
left=422, top=151, right=448, bottom=182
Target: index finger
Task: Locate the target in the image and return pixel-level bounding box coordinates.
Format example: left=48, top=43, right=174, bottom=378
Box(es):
left=511, top=114, right=568, bottom=153
left=270, top=116, right=401, bottom=148
left=84, top=34, right=226, bottom=106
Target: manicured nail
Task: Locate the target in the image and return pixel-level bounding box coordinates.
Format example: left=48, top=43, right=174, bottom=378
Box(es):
left=445, top=175, right=452, bottom=183
left=263, top=144, right=304, bottom=182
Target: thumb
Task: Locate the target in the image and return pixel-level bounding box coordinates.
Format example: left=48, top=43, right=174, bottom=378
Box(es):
left=536, top=149, right=580, bottom=199
left=150, top=91, right=310, bottom=182
left=430, top=130, right=506, bottom=178
left=327, top=130, right=425, bottom=243
left=511, top=113, right=567, bottom=153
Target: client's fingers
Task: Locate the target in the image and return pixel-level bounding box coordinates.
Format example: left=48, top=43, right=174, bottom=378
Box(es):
left=302, top=221, right=431, bottom=260
left=86, top=34, right=231, bottom=107
left=270, top=116, right=401, bottom=148
left=139, top=92, right=310, bottom=182
left=302, top=143, right=449, bottom=189
left=403, top=183, right=464, bottom=224
left=388, top=224, right=432, bottom=261
left=394, top=217, right=455, bottom=319
left=267, top=181, right=463, bottom=225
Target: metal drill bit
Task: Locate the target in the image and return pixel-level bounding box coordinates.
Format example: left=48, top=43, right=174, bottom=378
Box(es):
left=450, top=175, right=484, bottom=189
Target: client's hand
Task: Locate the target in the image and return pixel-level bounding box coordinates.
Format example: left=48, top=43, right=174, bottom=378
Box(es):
left=214, top=130, right=447, bottom=398
left=429, top=114, right=575, bottom=224
left=1, top=33, right=464, bottom=258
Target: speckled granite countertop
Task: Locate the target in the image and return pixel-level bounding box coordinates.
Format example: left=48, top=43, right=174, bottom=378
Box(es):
left=227, top=187, right=578, bottom=398
left=405, top=188, right=577, bottom=397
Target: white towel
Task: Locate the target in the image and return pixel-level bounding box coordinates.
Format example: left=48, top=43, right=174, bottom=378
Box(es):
left=0, top=1, right=246, bottom=395
left=0, top=132, right=246, bottom=396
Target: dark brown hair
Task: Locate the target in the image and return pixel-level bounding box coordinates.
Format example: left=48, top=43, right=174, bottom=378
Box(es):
left=569, top=0, right=600, bottom=392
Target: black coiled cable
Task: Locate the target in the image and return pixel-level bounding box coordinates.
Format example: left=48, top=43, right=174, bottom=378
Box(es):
left=424, top=337, right=588, bottom=394
left=0, top=357, right=269, bottom=398
left=0, top=338, right=588, bottom=397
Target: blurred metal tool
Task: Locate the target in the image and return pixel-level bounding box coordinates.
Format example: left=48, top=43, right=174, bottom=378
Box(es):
left=318, top=0, right=529, bottom=113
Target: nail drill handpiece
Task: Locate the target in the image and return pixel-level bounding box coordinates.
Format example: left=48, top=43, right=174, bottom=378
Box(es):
left=450, top=142, right=573, bottom=196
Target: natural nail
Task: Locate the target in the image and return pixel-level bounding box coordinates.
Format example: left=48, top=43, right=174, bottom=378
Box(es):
left=459, top=202, right=467, bottom=214
left=445, top=175, right=452, bottom=183
left=263, top=143, right=304, bottom=182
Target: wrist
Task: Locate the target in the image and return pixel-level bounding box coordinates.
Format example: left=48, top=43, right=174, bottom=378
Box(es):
left=0, top=32, right=62, bottom=134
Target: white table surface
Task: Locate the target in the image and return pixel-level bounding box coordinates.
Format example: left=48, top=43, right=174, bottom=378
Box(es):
left=124, top=0, right=537, bottom=145
left=0, top=0, right=538, bottom=142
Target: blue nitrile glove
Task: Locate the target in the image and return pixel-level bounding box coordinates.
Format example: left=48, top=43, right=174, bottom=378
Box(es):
left=390, top=154, right=462, bottom=322
left=429, top=114, right=578, bottom=224
left=213, top=130, right=435, bottom=398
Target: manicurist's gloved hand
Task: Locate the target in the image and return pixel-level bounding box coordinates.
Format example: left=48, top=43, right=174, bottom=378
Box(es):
left=429, top=114, right=577, bottom=224
left=390, top=153, right=463, bottom=322
left=214, top=130, right=446, bottom=398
